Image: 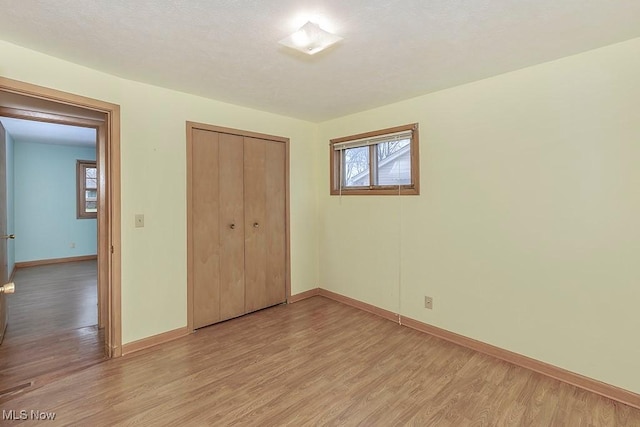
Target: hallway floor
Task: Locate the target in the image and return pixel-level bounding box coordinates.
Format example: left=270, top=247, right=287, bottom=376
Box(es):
left=0, top=260, right=104, bottom=400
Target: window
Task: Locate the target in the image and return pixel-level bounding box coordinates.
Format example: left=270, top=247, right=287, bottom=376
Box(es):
left=77, top=160, right=97, bottom=218
left=330, top=123, right=419, bottom=195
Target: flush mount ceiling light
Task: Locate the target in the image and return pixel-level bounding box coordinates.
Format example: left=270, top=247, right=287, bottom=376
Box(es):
left=279, top=21, right=342, bottom=55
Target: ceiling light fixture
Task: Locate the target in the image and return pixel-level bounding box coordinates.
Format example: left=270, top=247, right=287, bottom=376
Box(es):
left=279, top=21, right=342, bottom=55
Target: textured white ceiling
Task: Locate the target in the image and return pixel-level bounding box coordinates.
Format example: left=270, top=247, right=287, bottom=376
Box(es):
left=0, top=117, right=97, bottom=148
left=0, top=1, right=639, bottom=122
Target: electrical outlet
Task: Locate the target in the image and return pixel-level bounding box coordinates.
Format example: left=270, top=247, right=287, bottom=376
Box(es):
left=135, top=214, right=145, bottom=228
left=70, top=242, right=75, bottom=249
left=424, top=296, right=433, bottom=310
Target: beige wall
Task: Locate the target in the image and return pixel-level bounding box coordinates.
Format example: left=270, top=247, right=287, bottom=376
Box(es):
left=0, top=40, right=320, bottom=344
left=317, top=37, right=640, bottom=394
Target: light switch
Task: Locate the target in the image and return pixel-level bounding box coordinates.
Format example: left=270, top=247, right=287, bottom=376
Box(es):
left=135, top=214, right=144, bottom=228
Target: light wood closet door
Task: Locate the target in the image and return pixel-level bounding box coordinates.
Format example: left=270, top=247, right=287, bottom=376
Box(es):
left=189, top=124, right=287, bottom=330
left=218, top=133, right=245, bottom=321
left=192, top=129, right=221, bottom=328
left=244, top=137, right=286, bottom=312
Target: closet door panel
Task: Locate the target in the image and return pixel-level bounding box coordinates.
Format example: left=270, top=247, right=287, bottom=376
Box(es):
left=264, top=141, right=286, bottom=306
left=192, top=129, right=221, bottom=328
left=243, top=137, right=268, bottom=313
left=219, top=133, right=246, bottom=320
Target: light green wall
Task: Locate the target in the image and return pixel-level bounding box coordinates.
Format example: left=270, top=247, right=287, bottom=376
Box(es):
left=0, top=40, right=319, bottom=344
left=317, top=37, right=640, bottom=394
left=2, top=35, right=639, bottom=394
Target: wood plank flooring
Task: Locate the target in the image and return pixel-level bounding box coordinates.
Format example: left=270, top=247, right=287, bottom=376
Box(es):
left=1, top=296, right=639, bottom=425
left=0, top=261, right=104, bottom=398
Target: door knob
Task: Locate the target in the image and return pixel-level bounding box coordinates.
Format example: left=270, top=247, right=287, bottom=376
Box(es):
left=0, top=282, right=15, bottom=294
left=253, top=222, right=259, bottom=228
left=230, top=224, right=236, bottom=230
left=0, top=234, right=14, bottom=239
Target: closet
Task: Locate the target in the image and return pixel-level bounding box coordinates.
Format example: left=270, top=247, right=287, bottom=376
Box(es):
left=187, top=123, right=288, bottom=329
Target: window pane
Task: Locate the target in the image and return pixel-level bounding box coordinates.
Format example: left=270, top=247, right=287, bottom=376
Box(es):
left=330, top=124, right=418, bottom=195
left=86, top=168, right=97, bottom=189
left=342, top=146, right=369, bottom=187
left=86, top=190, right=97, bottom=213
left=376, top=140, right=411, bottom=185
left=77, top=161, right=97, bottom=218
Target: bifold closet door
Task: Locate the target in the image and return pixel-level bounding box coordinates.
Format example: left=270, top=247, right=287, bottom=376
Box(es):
left=192, top=129, right=221, bottom=328
left=244, top=137, right=286, bottom=312
left=218, top=133, right=245, bottom=321
left=192, top=130, right=246, bottom=328
left=191, top=126, right=286, bottom=329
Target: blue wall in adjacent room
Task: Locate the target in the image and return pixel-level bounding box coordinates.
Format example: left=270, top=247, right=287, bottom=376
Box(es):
left=14, top=140, right=97, bottom=262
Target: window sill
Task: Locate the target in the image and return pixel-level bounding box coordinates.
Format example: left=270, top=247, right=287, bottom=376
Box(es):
left=330, top=186, right=419, bottom=196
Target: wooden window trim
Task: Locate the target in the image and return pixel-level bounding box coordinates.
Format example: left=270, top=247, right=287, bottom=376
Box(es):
left=329, top=123, right=420, bottom=196
left=77, top=159, right=97, bottom=219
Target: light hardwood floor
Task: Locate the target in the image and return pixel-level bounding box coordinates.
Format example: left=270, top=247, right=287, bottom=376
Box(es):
left=0, top=261, right=104, bottom=397
left=1, top=296, right=639, bottom=425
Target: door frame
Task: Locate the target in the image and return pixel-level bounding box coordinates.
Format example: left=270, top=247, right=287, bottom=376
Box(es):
left=0, top=77, right=122, bottom=357
left=186, top=121, right=290, bottom=332
left=0, top=121, right=8, bottom=344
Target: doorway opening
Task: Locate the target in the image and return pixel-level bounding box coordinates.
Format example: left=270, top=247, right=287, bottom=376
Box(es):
left=0, top=77, right=121, bottom=397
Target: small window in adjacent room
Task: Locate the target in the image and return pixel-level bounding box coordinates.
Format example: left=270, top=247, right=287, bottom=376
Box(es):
left=77, top=160, right=97, bottom=219
left=330, top=123, right=419, bottom=195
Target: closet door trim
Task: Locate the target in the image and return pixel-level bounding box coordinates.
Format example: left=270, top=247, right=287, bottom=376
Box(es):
left=186, top=121, right=291, bottom=332
left=188, top=122, right=289, bottom=143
